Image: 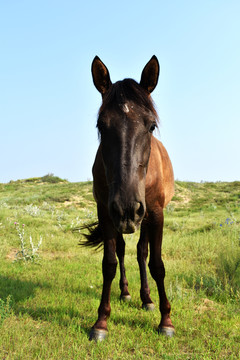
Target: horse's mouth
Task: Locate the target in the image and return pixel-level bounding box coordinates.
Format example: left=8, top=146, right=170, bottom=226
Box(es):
left=114, top=219, right=142, bottom=234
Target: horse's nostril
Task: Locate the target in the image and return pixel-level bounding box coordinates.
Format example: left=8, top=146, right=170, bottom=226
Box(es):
left=112, top=201, right=118, bottom=212
left=136, top=201, right=145, bottom=218
left=111, top=201, right=123, bottom=218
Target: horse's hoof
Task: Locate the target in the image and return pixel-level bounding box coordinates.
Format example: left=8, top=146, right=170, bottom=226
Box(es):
left=158, top=326, right=175, bottom=338
left=120, top=294, right=131, bottom=302
left=89, top=328, right=108, bottom=342
left=142, top=303, right=155, bottom=311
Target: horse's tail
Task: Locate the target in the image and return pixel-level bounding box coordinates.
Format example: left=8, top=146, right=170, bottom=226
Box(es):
left=78, top=222, right=104, bottom=250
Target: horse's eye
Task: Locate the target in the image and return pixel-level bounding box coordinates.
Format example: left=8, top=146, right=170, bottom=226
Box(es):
left=149, top=123, right=156, bottom=133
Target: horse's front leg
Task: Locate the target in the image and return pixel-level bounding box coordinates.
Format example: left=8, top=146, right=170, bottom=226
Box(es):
left=89, top=206, right=118, bottom=341
left=137, top=222, right=155, bottom=310
left=148, top=207, right=175, bottom=337
left=89, top=237, right=117, bottom=341
left=116, top=234, right=131, bottom=301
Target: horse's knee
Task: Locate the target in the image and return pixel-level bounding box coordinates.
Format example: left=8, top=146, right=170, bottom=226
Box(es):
left=137, top=242, right=148, bottom=263
left=116, top=236, right=125, bottom=258
left=102, top=257, right=117, bottom=280
left=149, top=260, right=165, bottom=281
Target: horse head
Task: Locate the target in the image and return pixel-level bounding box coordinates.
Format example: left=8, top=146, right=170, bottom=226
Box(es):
left=92, top=56, right=159, bottom=234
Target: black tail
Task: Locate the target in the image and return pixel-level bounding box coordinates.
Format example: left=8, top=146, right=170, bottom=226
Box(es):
left=77, top=222, right=104, bottom=250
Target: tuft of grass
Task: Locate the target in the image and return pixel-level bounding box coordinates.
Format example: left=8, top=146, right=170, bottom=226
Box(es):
left=216, top=245, right=240, bottom=297
left=0, top=295, right=12, bottom=325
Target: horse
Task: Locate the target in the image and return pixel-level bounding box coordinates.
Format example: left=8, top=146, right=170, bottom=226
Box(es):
left=82, top=55, right=175, bottom=341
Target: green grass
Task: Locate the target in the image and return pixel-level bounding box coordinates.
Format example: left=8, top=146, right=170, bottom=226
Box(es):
left=0, top=178, right=239, bottom=359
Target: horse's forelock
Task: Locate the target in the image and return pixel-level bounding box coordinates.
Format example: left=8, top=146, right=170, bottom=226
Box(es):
left=98, top=79, right=158, bottom=121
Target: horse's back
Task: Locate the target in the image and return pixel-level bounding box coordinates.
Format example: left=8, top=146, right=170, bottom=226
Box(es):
left=145, top=136, right=174, bottom=209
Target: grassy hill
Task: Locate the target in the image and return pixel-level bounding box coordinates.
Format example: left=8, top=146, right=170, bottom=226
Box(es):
left=0, top=176, right=239, bottom=359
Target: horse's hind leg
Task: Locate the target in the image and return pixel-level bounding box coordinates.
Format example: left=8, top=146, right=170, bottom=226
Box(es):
left=147, top=208, right=175, bottom=337
left=137, top=222, right=155, bottom=310
left=116, top=234, right=131, bottom=301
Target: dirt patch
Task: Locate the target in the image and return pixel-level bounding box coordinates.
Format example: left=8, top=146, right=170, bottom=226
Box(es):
left=62, top=195, right=89, bottom=208
left=195, top=298, right=217, bottom=314
left=172, top=184, right=192, bottom=205
left=6, top=248, right=18, bottom=261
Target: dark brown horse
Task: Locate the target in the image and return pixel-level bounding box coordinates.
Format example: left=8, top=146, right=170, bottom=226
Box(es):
left=83, top=55, right=175, bottom=341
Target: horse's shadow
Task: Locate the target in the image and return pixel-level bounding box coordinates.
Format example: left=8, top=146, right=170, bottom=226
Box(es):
left=0, top=275, right=92, bottom=335
left=0, top=275, right=50, bottom=303
left=0, top=275, right=153, bottom=335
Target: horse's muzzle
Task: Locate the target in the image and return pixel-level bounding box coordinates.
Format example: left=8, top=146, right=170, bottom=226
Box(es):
left=109, top=200, right=145, bottom=234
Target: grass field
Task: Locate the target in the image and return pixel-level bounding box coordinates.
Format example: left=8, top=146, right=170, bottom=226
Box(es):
left=0, top=176, right=239, bottom=359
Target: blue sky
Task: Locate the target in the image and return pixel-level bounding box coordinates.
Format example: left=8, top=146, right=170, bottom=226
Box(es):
left=0, top=0, right=239, bottom=183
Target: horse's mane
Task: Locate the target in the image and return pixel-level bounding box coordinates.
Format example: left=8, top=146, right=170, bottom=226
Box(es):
left=99, top=79, right=159, bottom=121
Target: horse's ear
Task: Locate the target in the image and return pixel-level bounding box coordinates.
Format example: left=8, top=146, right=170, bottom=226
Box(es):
left=140, top=55, right=160, bottom=94
left=91, top=56, right=112, bottom=95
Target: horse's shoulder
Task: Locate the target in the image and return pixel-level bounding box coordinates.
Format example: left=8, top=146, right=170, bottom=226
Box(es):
left=146, top=137, right=174, bottom=208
